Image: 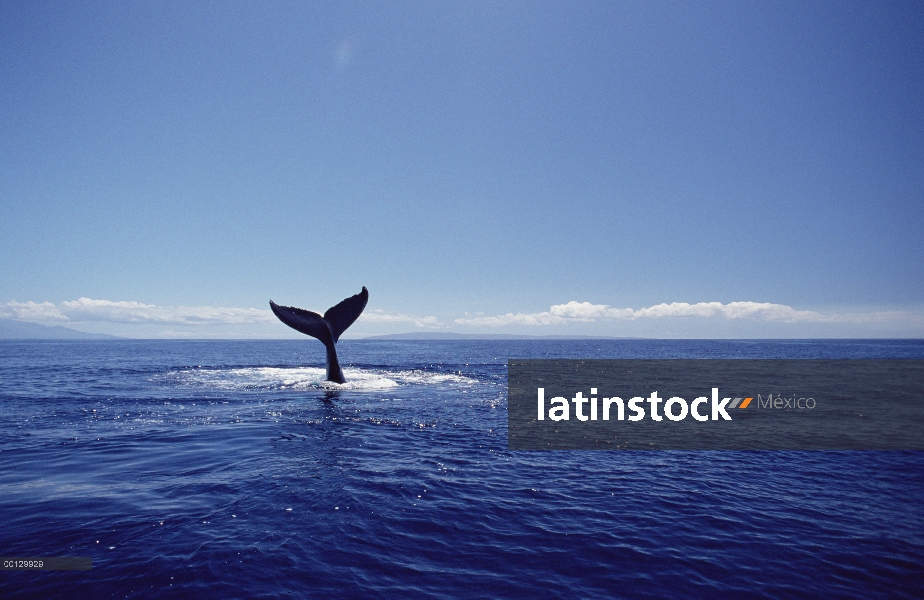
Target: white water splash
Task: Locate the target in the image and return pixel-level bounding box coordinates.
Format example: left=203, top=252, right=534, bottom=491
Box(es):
left=169, top=366, right=476, bottom=391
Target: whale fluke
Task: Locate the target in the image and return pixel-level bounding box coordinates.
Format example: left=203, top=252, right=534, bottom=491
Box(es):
left=270, top=286, right=368, bottom=384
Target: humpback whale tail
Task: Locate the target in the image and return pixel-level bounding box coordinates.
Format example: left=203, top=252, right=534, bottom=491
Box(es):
left=269, top=286, right=368, bottom=384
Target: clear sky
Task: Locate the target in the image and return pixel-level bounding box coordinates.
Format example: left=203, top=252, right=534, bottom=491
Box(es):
left=1, top=1, right=923, bottom=338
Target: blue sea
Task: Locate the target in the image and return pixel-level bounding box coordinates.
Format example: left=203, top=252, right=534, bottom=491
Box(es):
left=1, top=339, right=923, bottom=598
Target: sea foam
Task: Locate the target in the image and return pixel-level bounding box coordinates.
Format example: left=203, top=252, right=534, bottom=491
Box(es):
left=168, top=366, right=476, bottom=391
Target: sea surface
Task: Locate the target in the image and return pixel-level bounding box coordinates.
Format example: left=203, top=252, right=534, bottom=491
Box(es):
left=1, top=339, right=923, bottom=598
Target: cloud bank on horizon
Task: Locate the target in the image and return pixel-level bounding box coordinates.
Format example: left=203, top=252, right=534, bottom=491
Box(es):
left=454, top=301, right=914, bottom=327
left=0, top=298, right=274, bottom=326
left=0, top=298, right=436, bottom=328
left=1, top=298, right=920, bottom=338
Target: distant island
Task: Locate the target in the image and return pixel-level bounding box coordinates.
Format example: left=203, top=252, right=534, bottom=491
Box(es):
left=0, top=319, right=119, bottom=340
left=360, top=332, right=638, bottom=341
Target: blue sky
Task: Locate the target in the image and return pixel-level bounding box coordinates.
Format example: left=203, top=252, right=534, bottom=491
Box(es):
left=1, top=1, right=922, bottom=338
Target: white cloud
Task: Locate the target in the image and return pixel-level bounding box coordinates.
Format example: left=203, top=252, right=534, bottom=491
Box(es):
left=0, top=298, right=442, bottom=329
left=630, top=301, right=824, bottom=321
left=0, top=300, right=67, bottom=322
left=454, top=300, right=915, bottom=327
left=0, top=298, right=275, bottom=325
left=359, top=310, right=440, bottom=327
left=3, top=297, right=919, bottom=337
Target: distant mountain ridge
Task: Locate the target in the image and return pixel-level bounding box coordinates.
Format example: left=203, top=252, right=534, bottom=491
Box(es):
left=0, top=319, right=119, bottom=340
left=360, top=332, right=635, bottom=340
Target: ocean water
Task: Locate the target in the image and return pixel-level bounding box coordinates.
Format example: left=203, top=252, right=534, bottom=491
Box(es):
left=1, top=339, right=923, bottom=598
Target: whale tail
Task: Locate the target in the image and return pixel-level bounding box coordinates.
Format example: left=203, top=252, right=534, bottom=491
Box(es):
left=269, top=286, right=368, bottom=383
